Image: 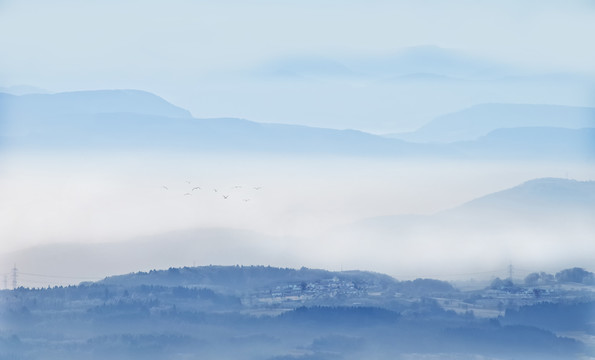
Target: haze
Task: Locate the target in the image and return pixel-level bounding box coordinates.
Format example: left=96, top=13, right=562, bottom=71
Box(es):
left=0, top=1, right=594, bottom=286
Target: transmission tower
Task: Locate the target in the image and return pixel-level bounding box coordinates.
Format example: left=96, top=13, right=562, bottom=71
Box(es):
left=12, top=264, right=17, bottom=289
left=508, top=264, right=513, bottom=281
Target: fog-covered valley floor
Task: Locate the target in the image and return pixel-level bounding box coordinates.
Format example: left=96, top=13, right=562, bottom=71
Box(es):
left=1, top=150, right=594, bottom=283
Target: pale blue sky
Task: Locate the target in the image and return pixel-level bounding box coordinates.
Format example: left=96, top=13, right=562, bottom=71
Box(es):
left=1, top=1, right=594, bottom=79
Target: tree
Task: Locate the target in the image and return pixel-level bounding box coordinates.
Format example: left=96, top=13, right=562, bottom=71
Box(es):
left=555, top=268, right=595, bottom=284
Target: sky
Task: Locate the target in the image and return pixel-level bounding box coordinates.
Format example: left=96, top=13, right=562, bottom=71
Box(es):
left=1, top=1, right=595, bottom=132
left=1, top=1, right=595, bottom=285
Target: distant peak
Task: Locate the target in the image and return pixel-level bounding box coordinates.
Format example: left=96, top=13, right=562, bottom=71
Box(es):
left=16, top=89, right=193, bottom=118
left=457, top=177, right=595, bottom=211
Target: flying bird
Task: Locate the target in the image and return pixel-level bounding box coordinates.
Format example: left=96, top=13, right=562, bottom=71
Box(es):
left=222, top=195, right=229, bottom=199
left=192, top=187, right=201, bottom=191
left=213, top=189, right=218, bottom=192
left=162, top=186, right=169, bottom=190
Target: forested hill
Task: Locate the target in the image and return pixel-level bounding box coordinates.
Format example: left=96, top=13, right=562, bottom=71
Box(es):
left=96, top=265, right=455, bottom=296
left=1, top=265, right=594, bottom=359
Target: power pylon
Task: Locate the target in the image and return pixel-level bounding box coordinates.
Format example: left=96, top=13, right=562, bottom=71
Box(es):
left=508, top=264, right=513, bottom=281
left=12, top=264, right=17, bottom=289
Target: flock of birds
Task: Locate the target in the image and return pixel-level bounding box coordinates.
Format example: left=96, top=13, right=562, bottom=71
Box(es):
left=161, top=181, right=262, bottom=203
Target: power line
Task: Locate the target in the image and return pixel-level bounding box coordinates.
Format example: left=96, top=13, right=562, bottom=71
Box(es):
left=18, top=272, right=102, bottom=280
left=17, top=279, right=64, bottom=285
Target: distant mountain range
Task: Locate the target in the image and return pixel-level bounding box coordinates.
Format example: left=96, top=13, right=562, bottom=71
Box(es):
left=387, top=103, right=595, bottom=143
left=194, top=46, right=595, bottom=133
left=255, top=46, right=522, bottom=81
left=1, top=89, right=593, bottom=160
left=0, top=89, right=424, bottom=155
left=349, top=45, right=513, bottom=80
